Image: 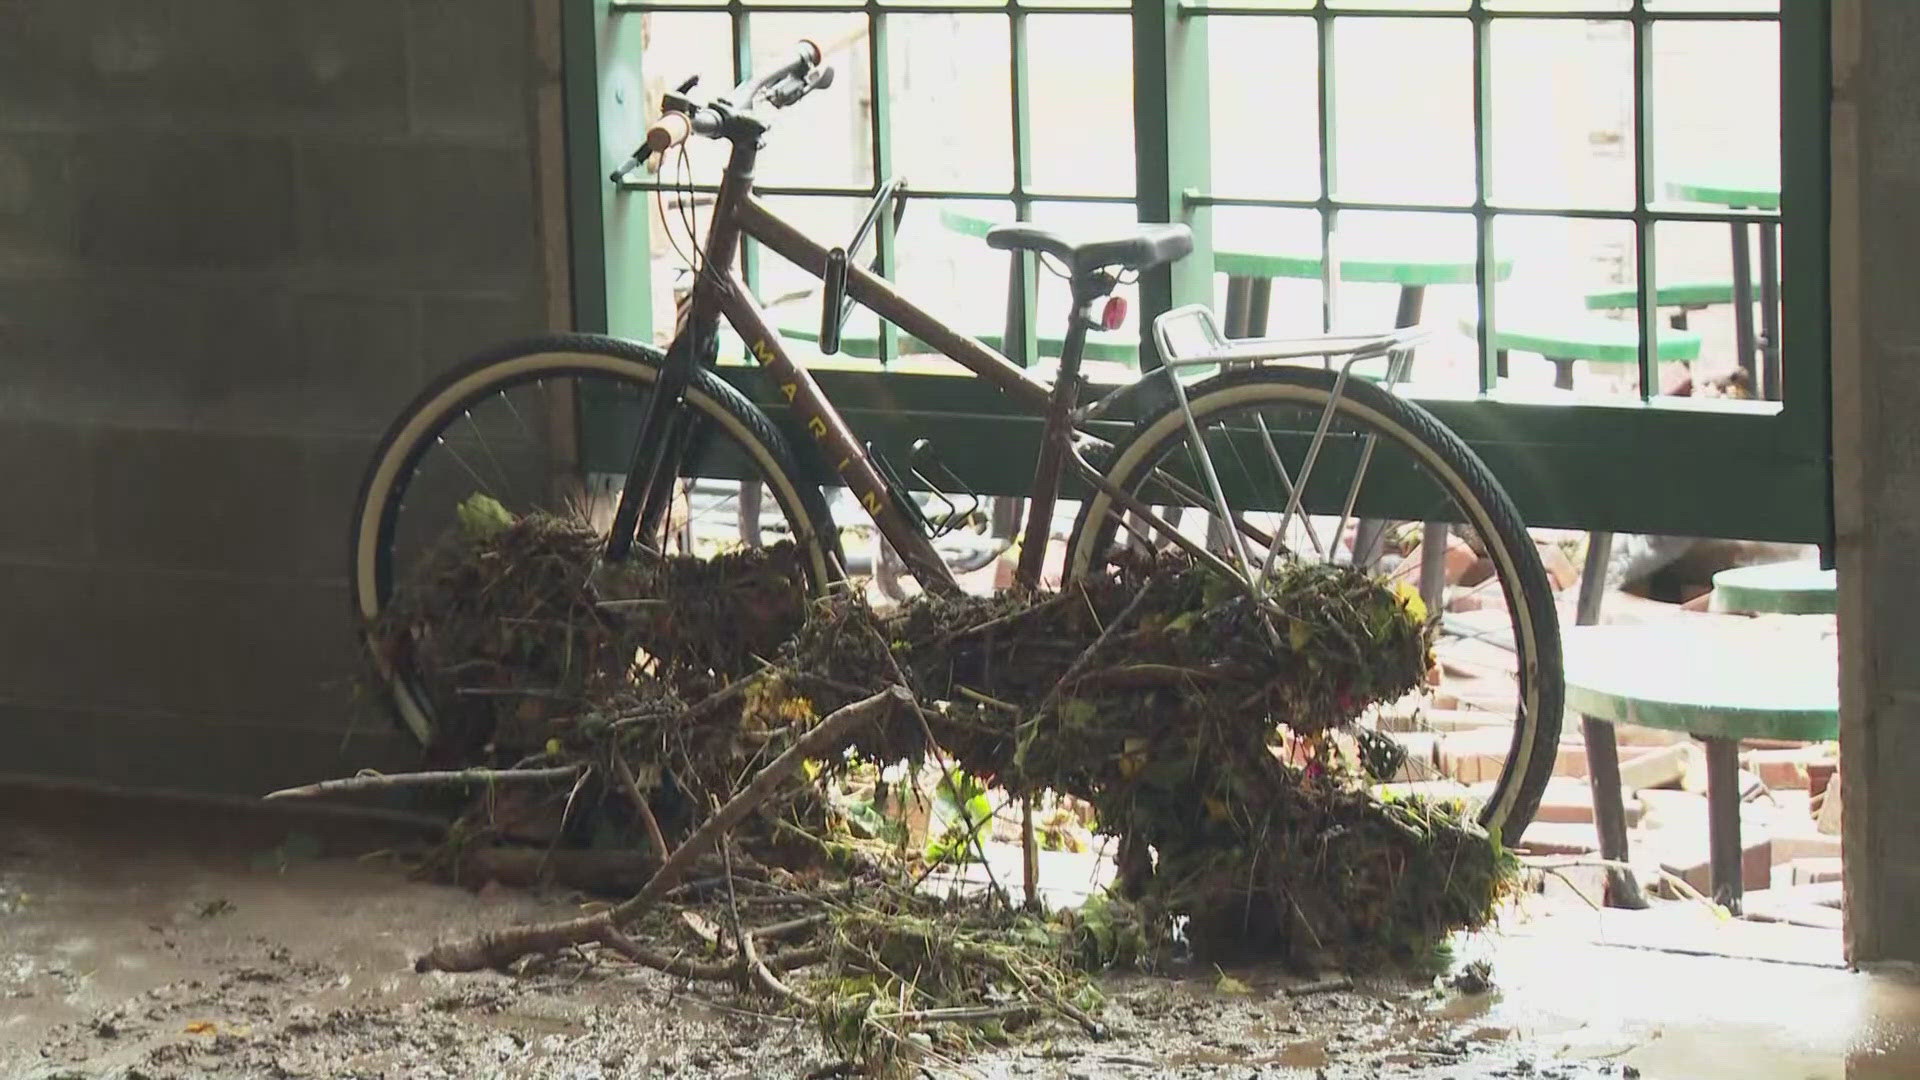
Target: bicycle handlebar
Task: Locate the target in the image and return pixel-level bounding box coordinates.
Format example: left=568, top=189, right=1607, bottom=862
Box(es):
left=608, top=37, right=848, bottom=182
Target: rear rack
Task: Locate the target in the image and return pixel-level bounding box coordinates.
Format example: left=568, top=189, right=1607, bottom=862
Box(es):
left=1150, top=304, right=1428, bottom=369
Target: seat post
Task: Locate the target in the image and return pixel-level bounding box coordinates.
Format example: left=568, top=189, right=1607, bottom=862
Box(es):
left=1011, top=274, right=1107, bottom=590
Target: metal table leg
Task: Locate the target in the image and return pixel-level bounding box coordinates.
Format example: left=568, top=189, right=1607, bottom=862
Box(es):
left=1730, top=222, right=1758, bottom=389
left=1224, top=275, right=1256, bottom=339
left=1705, top=734, right=1745, bottom=914
left=737, top=479, right=763, bottom=548
left=1576, top=530, right=1649, bottom=909
left=1758, top=221, right=1781, bottom=400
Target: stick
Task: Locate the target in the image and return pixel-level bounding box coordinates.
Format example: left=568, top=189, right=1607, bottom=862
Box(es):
left=1283, top=975, right=1352, bottom=998
left=611, top=751, right=671, bottom=863
left=414, top=687, right=906, bottom=973
left=265, top=765, right=580, bottom=800
left=864, top=626, right=1008, bottom=906
left=1021, top=797, right=1040, bottom=910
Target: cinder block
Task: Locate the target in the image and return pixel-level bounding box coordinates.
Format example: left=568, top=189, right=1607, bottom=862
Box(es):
left=0, top=133, right=82, bottom=265
left=92, top=428, right=306, bottom=576
left=81, top=571, right=357, bottom=727
left=0, top=420, right=97, bottom=560
left=47, top=707, right=415, bottom=798
left=70, top=133, right=298, bottom=270
left=0, top=561, right=98, bottom=706
left=297, top=140, right=535, bottom=281
left=1789, top=857, right=1843, bottom=886
left=408, top=0, right=531, bottom=137
left=1741, top=745, right=1835, bottom=791
left=1533, top=777, right=1645, bottom=827
left=3, top=703, right=106, bottom=783
left=291, top=291, right=423, bottom=434
left=0, top=0, right=407, bottom=130
left=1654, top=833, right=1773, bottom=896
left=1438, top=727, right=1589, bottom=784
left=298, top=434, right=381, bottom=580
left=420, top=292, right=547, bottom=374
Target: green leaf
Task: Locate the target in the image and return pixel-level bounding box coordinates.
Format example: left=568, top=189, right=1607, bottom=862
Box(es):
left=1214, top=971, right=1254, bottom=996
left=1288, top=618, right=1313, bottom=651
left=456, top=493, right=514, bottom=542
left=926, top=771, right=993, bottom=862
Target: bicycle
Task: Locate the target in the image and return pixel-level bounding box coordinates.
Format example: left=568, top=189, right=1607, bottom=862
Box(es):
left=349, top=38, right=1565, bottom=839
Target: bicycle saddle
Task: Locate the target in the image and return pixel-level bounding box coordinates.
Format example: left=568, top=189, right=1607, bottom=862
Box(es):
left=985, top=221, right=1193, bottom=276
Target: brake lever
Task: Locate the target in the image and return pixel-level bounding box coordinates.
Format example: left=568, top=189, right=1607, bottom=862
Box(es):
left=764, top=64, right=835, bottom=108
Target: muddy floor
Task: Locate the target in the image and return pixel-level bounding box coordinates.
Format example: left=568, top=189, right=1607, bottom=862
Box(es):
left=0, top=781, right=1831, bottom=1080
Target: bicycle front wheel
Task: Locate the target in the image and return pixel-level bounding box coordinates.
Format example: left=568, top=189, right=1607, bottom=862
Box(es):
left=350, top=334, right=841, bottom=747
left=1065, top=365, right=1562, bottom=839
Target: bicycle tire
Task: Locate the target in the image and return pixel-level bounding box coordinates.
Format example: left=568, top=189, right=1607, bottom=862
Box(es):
left=1064, top=365, right=1563, bottom=839
left=349, top=333, right=841, bottom=746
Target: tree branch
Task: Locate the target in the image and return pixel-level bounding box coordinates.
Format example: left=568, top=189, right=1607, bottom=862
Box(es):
left=414, top=687, right=907, bottom=973
left=264, top=765, right=581, bottom=800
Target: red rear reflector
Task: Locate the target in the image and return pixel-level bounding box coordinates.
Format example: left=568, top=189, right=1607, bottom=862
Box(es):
left=1100, top=296, right=1128, bottom=331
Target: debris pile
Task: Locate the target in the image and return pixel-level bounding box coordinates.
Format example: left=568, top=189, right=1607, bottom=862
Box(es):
left=298, top=500, right=1518, bottom=1074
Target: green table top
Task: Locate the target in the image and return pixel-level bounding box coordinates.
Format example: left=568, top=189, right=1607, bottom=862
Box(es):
left=1585, top=281, right=1741, bottom=311
left=1710, top=562, right=1838, bottom=615
left=1563, top=623, right=1838, bottom=742
left=938, top=207, right=1514, bottom=288
left=1664, top=177, right=1780, bottom=211
left=1458, top=314, right=1703, bottom=365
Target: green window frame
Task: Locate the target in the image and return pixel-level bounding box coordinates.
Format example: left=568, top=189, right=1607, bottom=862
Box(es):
left=564, top=0, right=1830, bottom=548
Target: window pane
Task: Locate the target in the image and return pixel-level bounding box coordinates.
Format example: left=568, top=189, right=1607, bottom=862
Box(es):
left=1330, top=210, right=1481, bottom=392
left=750, top=13, right=874, bottom=189
left=1487, top=0, right=1629, bottom=10
left=1208, top=206, right=1324, bottom=339
left=1490, top=215, right=1641, bottom=400
left=1026, top=15, right=1134, bottom=197
left=1651, top=219, right=1778, bottom=402
left=1331, top=0, right=1466, bottom=9
left=891, top=198, right=1015, bottom=361
left=1646, top=0, right=1776, bottom=12
left=639, top=14, right=735, bottom=188
left=888, top=15, right=1013, bottom=192
left=1207, top=17, right=1319, bottom=200
left=1651, top=20, right=1780, bottom=212
left=757, top=196, right=879, bottom=357
left=1331, top=18, right=1474, bottom=206
left=1489, top=19, right=1633, bottom=210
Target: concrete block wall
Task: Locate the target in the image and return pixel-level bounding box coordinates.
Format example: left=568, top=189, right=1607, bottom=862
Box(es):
left=1832, top=0, right=1920, bottom=963
left=0, top=1, right=564, bottom=795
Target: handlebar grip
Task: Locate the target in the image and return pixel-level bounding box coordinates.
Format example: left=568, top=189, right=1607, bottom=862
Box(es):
left=644, top=112, right=694, bottom=156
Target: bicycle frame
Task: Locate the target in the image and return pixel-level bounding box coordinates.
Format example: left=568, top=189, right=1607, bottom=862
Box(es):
left=614, top=131, right=1422, bottom=601
left=619, top=136, right=1089, bottom=596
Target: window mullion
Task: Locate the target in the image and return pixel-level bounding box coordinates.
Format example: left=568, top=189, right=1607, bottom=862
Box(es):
left=1010, top=7, right=1038, bottom=368
left=1317, top=4, right=1337, bottom=334
left=1472, top=0, right=1495, bottom=396
left=868, top=8, right=897, bottom=364
left=1632, top=0, right=1658, bottom=404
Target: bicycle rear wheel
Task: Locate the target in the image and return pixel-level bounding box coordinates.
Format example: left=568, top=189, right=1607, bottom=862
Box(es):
left=1065, top=365, right=1562, bottom=839
left=350, top=334, right=840, bottom=747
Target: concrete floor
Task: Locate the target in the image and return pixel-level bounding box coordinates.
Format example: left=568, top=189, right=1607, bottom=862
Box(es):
left=2, top=779, right=1915, bottom=1079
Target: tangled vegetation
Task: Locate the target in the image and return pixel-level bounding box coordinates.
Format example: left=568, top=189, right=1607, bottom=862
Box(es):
left=322, top=499, right=1518, bottom=1075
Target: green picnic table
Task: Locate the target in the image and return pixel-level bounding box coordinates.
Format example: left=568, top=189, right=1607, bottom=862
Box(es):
left=1665, top=172, right=1782, bottom=400
left=1563, top=621, right=1839, bottom=915
left=938, top=206, right=1514, bottom=342
left=1710, top=561, right=1838, bottom=616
